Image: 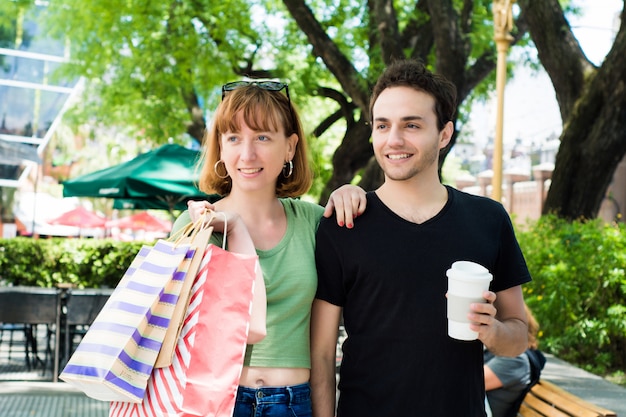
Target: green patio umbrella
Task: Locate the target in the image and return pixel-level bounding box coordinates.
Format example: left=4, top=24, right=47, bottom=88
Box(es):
left=62, top=144, right=215, bottom=214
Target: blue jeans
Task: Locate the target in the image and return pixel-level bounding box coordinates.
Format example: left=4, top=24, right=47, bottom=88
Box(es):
left=232, top=383, right=312, bottom=417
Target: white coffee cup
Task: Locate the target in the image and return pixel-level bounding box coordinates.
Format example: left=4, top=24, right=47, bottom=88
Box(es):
left=446, top=261, right=493, bottom=341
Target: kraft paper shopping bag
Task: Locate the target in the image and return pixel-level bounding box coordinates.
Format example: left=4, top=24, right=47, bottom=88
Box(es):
left=155, top=217, right=214, bottom=368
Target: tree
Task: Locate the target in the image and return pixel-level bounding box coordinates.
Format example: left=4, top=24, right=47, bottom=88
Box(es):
left=42, top=0, right=520, bottom=200
left=517, top=0, right=626, bottom=220
left=44, top=0, right=272, bottom=144
left=278, top=0, right=521, bottom=202
left=38, top=0, right=626, bottom=219
left=280, top=0, right=626, bottom=217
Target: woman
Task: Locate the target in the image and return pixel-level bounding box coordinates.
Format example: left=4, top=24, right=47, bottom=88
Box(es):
left=173, top=80, right=365, bottom=417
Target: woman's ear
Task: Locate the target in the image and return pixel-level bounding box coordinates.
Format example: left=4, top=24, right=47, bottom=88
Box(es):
left=287, top=133, right=299, bottom=160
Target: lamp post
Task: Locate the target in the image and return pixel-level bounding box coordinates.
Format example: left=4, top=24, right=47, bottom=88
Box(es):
left=491, top=0, right=515, bottom=202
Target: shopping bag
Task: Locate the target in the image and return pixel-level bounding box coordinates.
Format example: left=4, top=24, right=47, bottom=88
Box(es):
left=60, top=238, right=194, bottom=403
left=109, top=243, right=259, bottom=417
left=155, top=216, right=214, bottom=368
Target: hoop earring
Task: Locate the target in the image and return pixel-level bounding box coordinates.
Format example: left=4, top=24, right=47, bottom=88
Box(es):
left=214, top=160, right=229, bottom=179
left=282, top=160, right=293, bottom=178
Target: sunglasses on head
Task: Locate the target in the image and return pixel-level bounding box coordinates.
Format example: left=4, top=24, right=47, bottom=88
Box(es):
left=221, top=80, right=296, bottom=130
left=221, top=80, right=290, bottom=101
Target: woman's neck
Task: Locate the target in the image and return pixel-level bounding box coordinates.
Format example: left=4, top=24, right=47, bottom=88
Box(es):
left=215, top=193, right=287, bottom=250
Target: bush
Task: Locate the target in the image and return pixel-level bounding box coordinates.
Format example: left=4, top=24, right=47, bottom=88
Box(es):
left=3, top=217, right=625, bottom=376
left=0, top=237, right=145, bottom=288
left=517, top=215, right=626, bottom=374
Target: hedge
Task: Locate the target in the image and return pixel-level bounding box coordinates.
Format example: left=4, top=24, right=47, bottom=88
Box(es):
left=1, top=214, right=625, bottom=374
left=0, top=237, right=145, bottom=288
left=516, top=215, right=626, bottom=374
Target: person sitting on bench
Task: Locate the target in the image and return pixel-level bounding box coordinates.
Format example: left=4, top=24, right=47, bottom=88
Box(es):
left=484, top=304, right=546, bottom=417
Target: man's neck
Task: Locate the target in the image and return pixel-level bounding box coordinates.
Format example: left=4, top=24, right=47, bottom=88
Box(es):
left=376, top=179, right=449, bottom=224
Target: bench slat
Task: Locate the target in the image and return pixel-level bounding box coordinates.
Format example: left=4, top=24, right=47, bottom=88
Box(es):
left=518, top=380, right=617, bottom=417
left=531, top=384, right=600, bottom=417
left=537, top=380, right=617, bottom=417
left=522, top=392, right=572, bottom=417
left=518, top=402, right=544, bottom=417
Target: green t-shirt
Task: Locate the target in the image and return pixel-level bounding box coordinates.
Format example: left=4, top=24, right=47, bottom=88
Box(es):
left=171, top=198, right=324, bottom=368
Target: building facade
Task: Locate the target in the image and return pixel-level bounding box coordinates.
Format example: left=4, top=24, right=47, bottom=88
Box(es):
left=0, top=2, right=82, bottom=236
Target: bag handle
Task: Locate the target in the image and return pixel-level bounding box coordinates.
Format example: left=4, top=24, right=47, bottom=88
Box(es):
left=208, top=211, right=227, bottom=250
left=169, top=209, right=228, bottom=250
left=169, top=210, right=212, bottom=245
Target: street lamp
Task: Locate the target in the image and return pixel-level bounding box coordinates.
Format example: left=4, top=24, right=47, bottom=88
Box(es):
left=492, top=0, right=515, bottom=202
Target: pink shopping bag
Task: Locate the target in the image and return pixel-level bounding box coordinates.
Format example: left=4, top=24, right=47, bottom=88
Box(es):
left=110, top=243, right=259, bottom=417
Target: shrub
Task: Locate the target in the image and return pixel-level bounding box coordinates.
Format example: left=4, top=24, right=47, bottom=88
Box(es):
left=0, top=237, right=145, bottom=288
left=517, top=215, right=626, bottom=374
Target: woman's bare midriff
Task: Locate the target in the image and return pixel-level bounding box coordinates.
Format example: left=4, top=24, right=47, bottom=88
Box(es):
left=239, top=366, right=310, bottom=388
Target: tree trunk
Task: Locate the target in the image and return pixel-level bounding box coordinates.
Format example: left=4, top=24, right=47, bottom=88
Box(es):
left=318, top=118, right=373, bottom=205
left=520, top=0, right=626, bottom=219
left=282, top=0, right=506, bottom=204
left=542, top=46, right=626, bottom=219
left=183, top=89, right=207, bottom=144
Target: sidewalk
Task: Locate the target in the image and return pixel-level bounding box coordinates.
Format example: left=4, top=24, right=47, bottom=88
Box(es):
left=0, top=381, right=109, bottom=417
left=0, top=349, right=624, bottom=416
left=0, top=324, right=109, bottom=417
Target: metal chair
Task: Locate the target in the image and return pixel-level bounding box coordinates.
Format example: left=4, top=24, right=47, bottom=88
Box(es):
left=0, top=287, right=60, bottom=376
left=0, top=322, right=29, bottom=363
left=62, top=288, right=113, bottom=367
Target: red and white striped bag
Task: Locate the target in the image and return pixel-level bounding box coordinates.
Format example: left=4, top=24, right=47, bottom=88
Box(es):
left=110, top=244, right=258, bottom=417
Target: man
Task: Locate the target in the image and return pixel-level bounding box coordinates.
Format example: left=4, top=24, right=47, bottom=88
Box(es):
left=311, top=59, right=531, bottom=417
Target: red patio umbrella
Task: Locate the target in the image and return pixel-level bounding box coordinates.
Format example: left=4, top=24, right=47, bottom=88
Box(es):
left=47, top=206, right=107, bottom=228
left=105, top=211, right=172, bottom=232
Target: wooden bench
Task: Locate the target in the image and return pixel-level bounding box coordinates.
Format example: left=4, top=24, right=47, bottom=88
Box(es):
left=518, top=379, right=617, bottom=417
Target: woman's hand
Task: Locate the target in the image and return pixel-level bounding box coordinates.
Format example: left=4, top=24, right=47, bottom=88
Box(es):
left=206, top=210, right=244, bottom=236
left=324, top=184, right=367, bottom=228
left=187, top=200, right=247, bottom=240
left=187, top=200, right=214, bottom=223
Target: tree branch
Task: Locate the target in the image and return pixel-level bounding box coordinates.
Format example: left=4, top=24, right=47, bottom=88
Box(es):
left=426, top=0, right=467, bottom=86
left=373, top=0, right=404, bottom=64
left=401, top=0, right=433, bottom=61
left=282, top=0, right=370, bottom=112
left=315, top=86, right=356, bottom=127
left=517, top=0, right=594, bottom=122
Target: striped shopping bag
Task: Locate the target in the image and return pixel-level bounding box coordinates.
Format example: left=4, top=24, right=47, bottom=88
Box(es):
left=60, top=239, right=194, bottom=403
left=109, top=244, right=259, bottom=417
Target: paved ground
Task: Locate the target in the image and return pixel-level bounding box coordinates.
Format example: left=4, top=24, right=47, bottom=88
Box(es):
left=0, top=382, right=109, bottom=417
left=2, top=356, right=624, bottom=417
left=0, top=325, right=110, bottom=416
left=1, top=325, right=624, bottom=416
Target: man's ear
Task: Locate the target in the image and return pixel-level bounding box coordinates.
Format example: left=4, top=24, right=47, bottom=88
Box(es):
left=439, top=121, right=454, bottom=150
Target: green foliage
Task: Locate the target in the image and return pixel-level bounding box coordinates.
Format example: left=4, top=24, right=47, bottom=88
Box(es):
left=517, top=215, right=626, bottom=374
left=0, top=1, right=18, bottom=49
left=0, top=238, right=145, bottom=288
left=34, top=0, right=528, bottom=147
left=2, top=214, right=625, bottom=377
left=42, top=0, right=256, bottom=143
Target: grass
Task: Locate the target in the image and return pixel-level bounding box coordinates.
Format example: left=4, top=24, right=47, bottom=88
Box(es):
left=605, top=370, right=626, bottom=387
